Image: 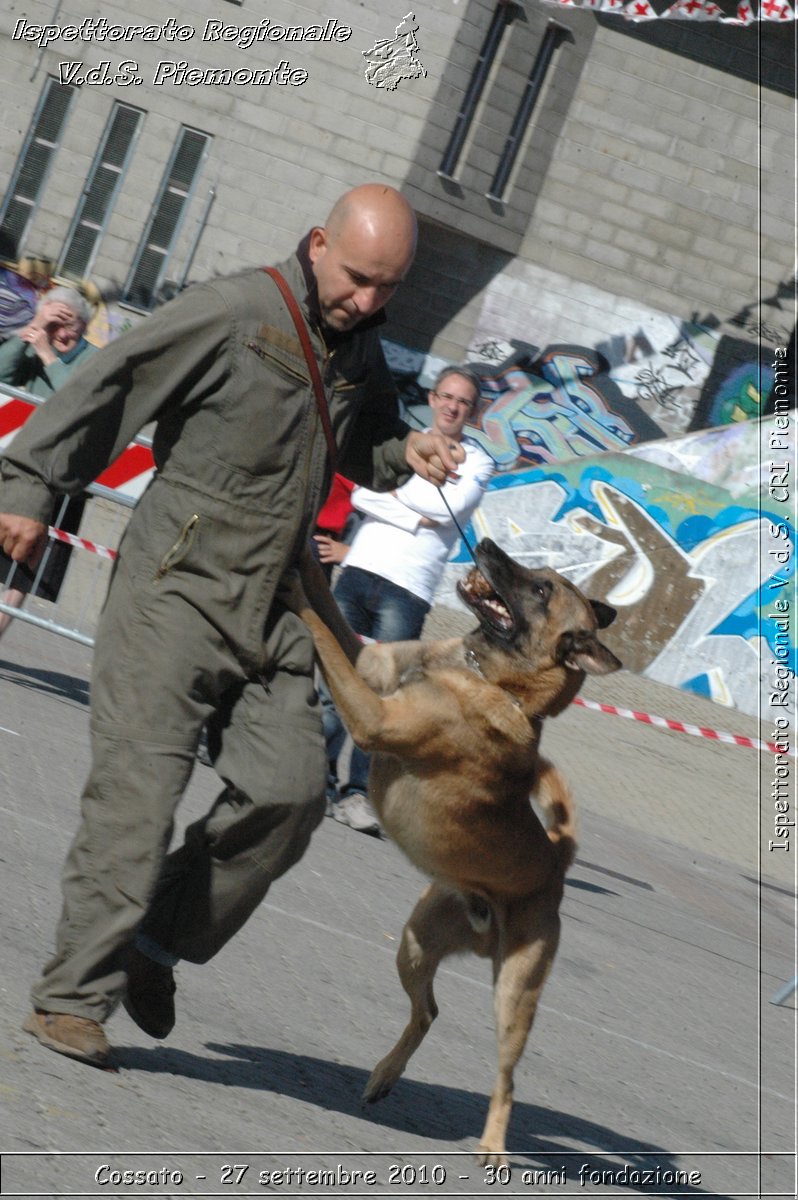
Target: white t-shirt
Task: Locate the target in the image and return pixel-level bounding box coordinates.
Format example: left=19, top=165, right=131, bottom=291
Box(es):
left=342, top=435, right=495, bottom=604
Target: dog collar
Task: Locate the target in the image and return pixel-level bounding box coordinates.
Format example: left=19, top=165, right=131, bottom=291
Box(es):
left=464, top=647, right=482, bottom=675
left=464, top=648, right=545, bottom=726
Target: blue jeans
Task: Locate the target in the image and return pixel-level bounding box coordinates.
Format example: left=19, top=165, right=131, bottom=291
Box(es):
left=323, top=566, right=430, bottom=798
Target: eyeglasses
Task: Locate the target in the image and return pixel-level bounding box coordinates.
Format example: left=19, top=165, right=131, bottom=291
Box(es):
left=433, top=390, right=477, bottom=409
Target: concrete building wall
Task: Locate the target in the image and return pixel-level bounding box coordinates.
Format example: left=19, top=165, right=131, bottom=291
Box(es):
left=1, top=0, right=465, bottom=295
left=391, top=8, right=792, bottom=361
left=1, top=4, right=791, bottom=346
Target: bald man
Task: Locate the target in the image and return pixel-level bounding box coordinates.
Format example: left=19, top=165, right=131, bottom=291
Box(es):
left=1, top=184, right=462, bottom=1068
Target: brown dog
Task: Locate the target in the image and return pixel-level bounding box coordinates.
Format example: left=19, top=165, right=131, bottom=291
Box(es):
left=294, top=538, right=621, bottom=1164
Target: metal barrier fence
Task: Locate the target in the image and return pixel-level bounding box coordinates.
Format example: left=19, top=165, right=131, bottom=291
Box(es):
left=0, top=382, right=153, bottom=648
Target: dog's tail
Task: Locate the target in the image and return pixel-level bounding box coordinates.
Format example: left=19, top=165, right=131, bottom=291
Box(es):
left=536, top=758, right=577, bottom=870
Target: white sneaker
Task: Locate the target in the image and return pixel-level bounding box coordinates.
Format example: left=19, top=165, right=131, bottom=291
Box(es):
left=333, top=793, right=381, bottom=836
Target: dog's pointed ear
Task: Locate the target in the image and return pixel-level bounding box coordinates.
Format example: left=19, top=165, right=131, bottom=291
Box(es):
left=559, top=631, right=622, bottom=675
left=590, top=599, right=616, bottom=629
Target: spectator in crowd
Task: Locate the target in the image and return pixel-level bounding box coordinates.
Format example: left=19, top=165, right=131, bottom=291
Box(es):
left=310, top=473, right=361, bottom=582
left=320, top=365, right=495, bottom=835
left=0, top=286, right=96, bottom=639
left=0, top=183, right=463, bottom=1068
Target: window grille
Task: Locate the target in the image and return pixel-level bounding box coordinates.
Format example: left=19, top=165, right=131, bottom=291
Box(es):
left=59, top=103, right=144, bottom=279
left=486, top=21, right=573, bottom=202
left=0, top=78, right=76, bottom=258
left=438, top=2, right=518, bottom=183
left=438, top=9, right=573, bottom=205
left=123, top=127, right=210, bottom=310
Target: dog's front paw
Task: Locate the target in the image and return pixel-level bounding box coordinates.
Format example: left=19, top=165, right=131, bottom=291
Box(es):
left=356, top=643, right=402, bottom=695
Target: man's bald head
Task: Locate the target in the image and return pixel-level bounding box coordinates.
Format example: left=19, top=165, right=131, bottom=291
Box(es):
left=325, top=184, right=417, bottom=254
left=308, top=184, right=417, bottom=332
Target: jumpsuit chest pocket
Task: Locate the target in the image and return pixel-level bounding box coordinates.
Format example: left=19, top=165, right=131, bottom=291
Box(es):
left=243, top=336, right=310, bottom=390
left=154, top=513, right=200, bottom=580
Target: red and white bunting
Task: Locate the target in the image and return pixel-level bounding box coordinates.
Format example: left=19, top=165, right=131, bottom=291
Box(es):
left=48, top=525, right=117, bottom=561
left=623, top=0, right=660, bottom=18
left=720, top=1, right=756, bottom=21
left=572, top=697, right=794, bottom=757
left=759, top=0, right=794, bottom=18
left=540, top=0, right=796, bottom=17
left=665, top=0, right=723, bottom=17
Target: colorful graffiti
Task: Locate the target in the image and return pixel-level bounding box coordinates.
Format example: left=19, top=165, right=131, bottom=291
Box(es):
left=0, top=267, right=38, bottom=335
left=430, top=417, right=790, bottom=720
left=468, top=259, right=793, bottom=435
left=465, top=322, right=779, bottom=461
left=388, top=288, right=788, bottom=466
left=384, top=289, right=791, bottom=721
left=467, top=344, right=662, bottom=467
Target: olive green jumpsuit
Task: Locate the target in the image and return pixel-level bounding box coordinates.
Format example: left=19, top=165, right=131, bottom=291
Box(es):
left=0, top=250, right=412, bottom=1022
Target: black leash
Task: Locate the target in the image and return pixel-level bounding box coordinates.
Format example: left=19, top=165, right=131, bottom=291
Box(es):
left=438, top=484, right=478, bottom=564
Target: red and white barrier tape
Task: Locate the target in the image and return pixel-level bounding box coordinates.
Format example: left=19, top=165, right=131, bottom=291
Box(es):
left=49, top=525, right=117, bottom=561
left=572, top=696, right=790, bottom=757
left=47, top=525, right=788, bottom=758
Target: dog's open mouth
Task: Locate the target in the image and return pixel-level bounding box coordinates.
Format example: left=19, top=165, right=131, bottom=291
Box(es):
left=457, top=567, right=515, bottom=637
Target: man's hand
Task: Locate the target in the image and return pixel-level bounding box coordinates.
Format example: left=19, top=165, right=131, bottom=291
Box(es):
left=405, top=430, right=465, bottom=487
left=0, top=514, right=48, bottom=567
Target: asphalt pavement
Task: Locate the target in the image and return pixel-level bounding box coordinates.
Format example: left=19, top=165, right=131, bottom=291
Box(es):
left=0, top=613, right=794, bottom=1199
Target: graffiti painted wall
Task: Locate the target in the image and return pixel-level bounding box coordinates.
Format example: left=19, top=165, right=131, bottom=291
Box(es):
left=465, top=258, right=792, bottom=439
left=434, top=418, right=788, bottom=721
left=422, top=412, right=792, bottom=720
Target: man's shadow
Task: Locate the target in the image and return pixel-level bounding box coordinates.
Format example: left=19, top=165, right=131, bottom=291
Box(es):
left=117, top=1043, right=710, bottom=1193
left=0, top=659, right=90, bottom=706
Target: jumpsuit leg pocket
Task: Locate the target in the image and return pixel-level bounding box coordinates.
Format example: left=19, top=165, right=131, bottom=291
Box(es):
left=153, top=514, right=201, bottom=581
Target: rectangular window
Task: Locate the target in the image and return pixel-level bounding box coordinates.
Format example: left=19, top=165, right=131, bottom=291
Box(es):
left=486, top=21, right=573, bottom=203
left=59, top=102, right=144, bottom=280
left=123, top=126, right=211, bottom=310
left=0, top=78, right=76, bottom=260
left=438, top=3, right=517, bottom=183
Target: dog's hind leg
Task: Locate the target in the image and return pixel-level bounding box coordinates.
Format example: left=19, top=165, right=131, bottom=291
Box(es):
left=363, top=884, right=491, bottom=1105
left=476, top=897, right=562, bottom=1167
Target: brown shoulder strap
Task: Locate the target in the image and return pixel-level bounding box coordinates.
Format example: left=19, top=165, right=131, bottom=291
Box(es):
left=262, top=266, right=337, bottom=469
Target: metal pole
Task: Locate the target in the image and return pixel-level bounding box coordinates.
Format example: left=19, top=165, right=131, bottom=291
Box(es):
left=30, top=0, right=64, bottom=81
left=178, top=186, right=216, bottom=291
